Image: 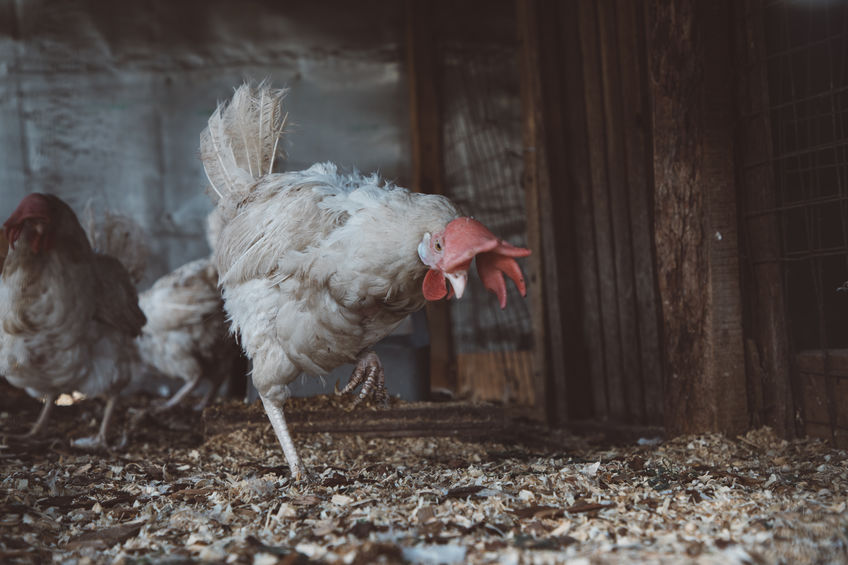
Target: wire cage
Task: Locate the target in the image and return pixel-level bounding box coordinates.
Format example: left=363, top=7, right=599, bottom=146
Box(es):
left=434, top=0, right=534, bottom=405
left=741, top=0, right=848, bottom=444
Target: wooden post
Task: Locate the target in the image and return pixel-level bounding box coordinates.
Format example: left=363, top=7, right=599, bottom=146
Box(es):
left=405, top=1, right=455, bottom=394
left=647, top=0, right=748, bottom=435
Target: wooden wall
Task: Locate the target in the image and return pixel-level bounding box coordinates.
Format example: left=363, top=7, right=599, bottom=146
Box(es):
left=412, top=0, right=763, bottom=437
left=518, top=0, right=664, bottom=428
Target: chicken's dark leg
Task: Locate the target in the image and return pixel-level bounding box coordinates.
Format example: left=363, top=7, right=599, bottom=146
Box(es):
left=11, top=393, right=56, bottom=438
left=340, top=350, right=388, bottom=406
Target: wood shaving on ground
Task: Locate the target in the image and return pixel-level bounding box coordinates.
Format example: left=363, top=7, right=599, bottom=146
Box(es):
left=1, top=391, right=846, bottom=564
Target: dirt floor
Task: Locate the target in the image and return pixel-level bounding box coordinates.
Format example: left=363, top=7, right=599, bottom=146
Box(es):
left=1, top=388, right=847, bottom=564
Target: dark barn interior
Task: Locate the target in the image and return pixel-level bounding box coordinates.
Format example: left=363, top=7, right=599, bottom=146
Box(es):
left=2, top=0, right=848, bottom=563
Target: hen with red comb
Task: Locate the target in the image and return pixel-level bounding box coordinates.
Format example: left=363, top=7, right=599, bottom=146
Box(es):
left=200, top=82, right=530, bottom=479
left=0, top=193, right=145, bottom=447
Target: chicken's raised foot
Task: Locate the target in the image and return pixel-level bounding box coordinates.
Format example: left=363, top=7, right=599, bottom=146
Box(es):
left=340, top=350, right=388, bottom=407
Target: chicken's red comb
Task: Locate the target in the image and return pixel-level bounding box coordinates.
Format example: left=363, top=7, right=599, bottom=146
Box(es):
left=3, top=193, right=54, bottom=253
left=438, top=217, right=531, bottom=308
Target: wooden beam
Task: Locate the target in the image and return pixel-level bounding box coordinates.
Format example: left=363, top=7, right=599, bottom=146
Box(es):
left=647, top=0, right=748, bottom=435
left=516, top=0, right=566, bottom=424
left=405, top=1, right=455, bottom=394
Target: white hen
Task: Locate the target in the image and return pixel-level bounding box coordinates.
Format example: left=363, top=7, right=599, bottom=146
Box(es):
left=200, top=83, right=530, bottom=478
left=136, top=255, right=239, bottom=410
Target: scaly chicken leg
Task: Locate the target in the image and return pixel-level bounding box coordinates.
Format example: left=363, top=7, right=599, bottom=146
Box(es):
left=260, top=394, right=307, bottom=480
left=340, top=350, right=388, bottom=406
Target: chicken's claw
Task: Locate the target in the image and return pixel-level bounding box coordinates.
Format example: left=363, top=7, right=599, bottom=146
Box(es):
left=340, top=350, right=388, bottom=407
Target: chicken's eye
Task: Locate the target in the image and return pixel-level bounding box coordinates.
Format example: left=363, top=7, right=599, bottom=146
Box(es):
left=434, top=241, right=442, bottom=252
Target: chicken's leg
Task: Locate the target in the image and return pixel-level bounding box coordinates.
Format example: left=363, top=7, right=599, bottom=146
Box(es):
left=72, top=395, right=118, bottom=449
left=196, top=376, right=224, bottom=411
left=11, top=393, right=56, bottom=438
left=156, top=375, right=202, bottom=412
left=340, top=350, right=388, bottom=406
left=260, top=394, right=307, bottom=480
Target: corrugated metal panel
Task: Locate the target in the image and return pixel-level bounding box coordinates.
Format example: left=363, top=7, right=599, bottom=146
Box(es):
left=1, top=0, right=410, bottom=286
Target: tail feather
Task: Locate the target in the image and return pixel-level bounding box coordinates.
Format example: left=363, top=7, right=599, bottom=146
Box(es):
left=200, top=81, right=288, bottom=214
left=83, top=203, right=149, bottom=285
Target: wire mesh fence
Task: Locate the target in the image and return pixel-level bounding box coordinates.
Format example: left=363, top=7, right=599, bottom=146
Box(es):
left=742, top=0, right=848, bottom=441
left=762, top=0, right=848, bottom=350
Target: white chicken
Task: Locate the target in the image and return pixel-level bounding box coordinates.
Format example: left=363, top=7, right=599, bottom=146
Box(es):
left=136, top=255, right=239, bottom=410
left=84, top=208, right=238, bottom=411
left=0, top=194, right=146, bottom=447
left=200, top=83, right=530, bottom=478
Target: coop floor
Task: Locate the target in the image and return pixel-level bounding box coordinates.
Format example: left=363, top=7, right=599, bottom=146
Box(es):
left=1, top=391, right=846, bottom=564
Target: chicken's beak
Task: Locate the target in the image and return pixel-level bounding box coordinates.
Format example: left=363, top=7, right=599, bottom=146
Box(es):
left=445, top=271, right=467, bottom=299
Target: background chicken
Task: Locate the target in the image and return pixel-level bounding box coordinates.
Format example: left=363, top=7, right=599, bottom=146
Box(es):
left=135, top=253, right=240, bottom=411
left=0, top=194, right=146, bottom=447
left=200, top=83, right=530, bottom=479
left=85, top=208, right=238, bottom=411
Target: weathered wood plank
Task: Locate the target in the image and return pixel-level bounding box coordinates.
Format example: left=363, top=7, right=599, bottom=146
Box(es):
left=615, top=0, right=664, bottom=425
left=578, top=0, right=627, bottom=421
left=516, top=0, right=569, bottom=424
left=596, top=0, right=645, bottom=424
left=647, top=0, right=748, bottom=435
left=405, top=0, right=455, bottom=394
left=555, top=1, right=607, bottom=421
left=457, top=350, right=535, bottom=405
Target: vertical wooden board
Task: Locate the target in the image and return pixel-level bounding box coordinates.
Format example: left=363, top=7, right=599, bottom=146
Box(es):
left=405, top=0, right=454, bottom=393
left=556, top=0, right=608, bottom=421
left=577, top=0, right=626, bottom=421
left=615, top=0, right=664, bottom=425
left=516, top=0, right=556, bottom=423
left=531, top=5, right=572, bottom=425
left=457, top=350, right=535, bottom=405
left=596, top=0, right=645, bottom=424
